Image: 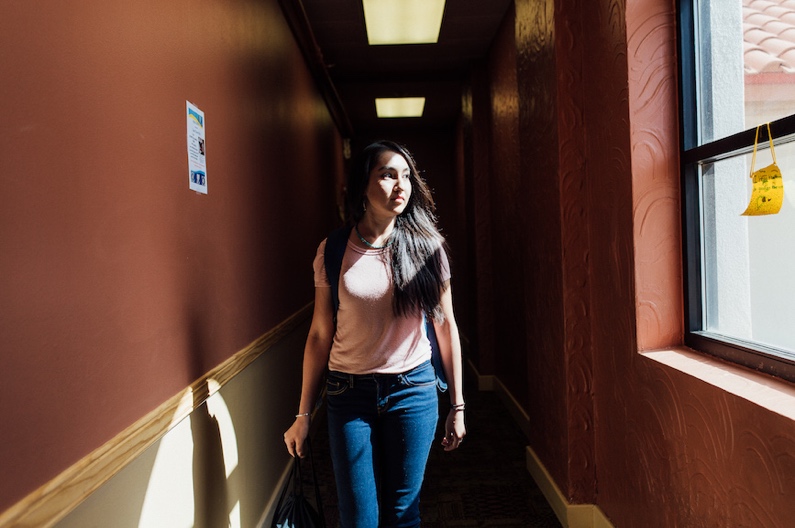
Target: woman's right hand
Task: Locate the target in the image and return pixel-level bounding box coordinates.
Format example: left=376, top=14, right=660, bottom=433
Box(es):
left=283, top=416, right=311, bottom=458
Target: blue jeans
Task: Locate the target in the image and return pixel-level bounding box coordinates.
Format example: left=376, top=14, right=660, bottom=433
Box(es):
left=326, top=360, right=439, bottom=528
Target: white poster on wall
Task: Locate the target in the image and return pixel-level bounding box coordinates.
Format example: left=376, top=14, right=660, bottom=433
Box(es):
left=186, top=101, right=207, bottom=194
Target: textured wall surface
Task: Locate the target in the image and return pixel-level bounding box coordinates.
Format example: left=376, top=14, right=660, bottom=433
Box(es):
left=466, top=63, right=498, bottom=373
left=553, top=0, right=597, bottom=505
left=479, top=0, right=795, bottom=525
left=0, top=0, right=339, bottom=511
left=618, top=0, right=795, bottom=526
left=511, top=0, right=598, bottom=503
left=487, top=6, right=530, bottom=398
left=627, top=0, right=684, bottom=350
left=513, top=0, right=571, bottom=497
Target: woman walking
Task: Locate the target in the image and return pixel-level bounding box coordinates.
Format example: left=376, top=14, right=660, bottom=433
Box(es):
left=283, top=140, right=466, bottom=528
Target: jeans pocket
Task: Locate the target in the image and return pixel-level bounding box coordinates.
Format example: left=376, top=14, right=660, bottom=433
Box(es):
left=326, top=374, right=351, bottom=396
left=400, top=362, right=437, bottom=387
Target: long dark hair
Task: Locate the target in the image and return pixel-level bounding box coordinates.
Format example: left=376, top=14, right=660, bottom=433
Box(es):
left=346, top=140, right=447, bottom=320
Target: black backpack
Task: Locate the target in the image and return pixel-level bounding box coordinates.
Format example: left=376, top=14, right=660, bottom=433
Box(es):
left=323, top=226, right=448, bottom=392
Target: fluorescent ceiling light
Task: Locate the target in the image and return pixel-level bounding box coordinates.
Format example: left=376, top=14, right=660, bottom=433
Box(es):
left=362, top=0, right=446, bottom=45
left=375, top=97, right=426, bottom=118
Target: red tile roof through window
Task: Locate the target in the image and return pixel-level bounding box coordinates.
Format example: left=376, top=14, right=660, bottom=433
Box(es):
left=744, top=0, right=795, bottom=74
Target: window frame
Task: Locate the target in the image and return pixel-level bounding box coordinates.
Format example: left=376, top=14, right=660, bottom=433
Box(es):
left=678, top=0, right=795, bottom=383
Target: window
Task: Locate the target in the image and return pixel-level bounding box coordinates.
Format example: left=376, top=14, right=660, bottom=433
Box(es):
left=680, top=0, right=795, bottom=381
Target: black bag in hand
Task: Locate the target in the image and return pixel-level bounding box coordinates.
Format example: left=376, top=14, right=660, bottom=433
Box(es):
left=272, top=442, right=325, bottom=528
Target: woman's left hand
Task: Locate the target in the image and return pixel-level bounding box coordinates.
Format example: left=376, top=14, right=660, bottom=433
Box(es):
left=441, top=408, right=466, bottom=451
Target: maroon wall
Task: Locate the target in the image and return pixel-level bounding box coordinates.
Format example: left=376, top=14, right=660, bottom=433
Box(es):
left=600, top=1, right=795, bottom=525
left=460, top=63, right=497, bottom=372
left=466, top=0, right=795, bottom=525
left=0, top=0, right=340, bottom=511
left=552, top=0, right=597, bottom=503
left=574, top=0, right=643, bottom=514
left=513, top=0, right=576, bottom=498
left=487, top=7, right=532, bottom=401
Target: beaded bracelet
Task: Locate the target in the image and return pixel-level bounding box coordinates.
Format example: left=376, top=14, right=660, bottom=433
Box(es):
left=295, top=412, right=310, bottom=418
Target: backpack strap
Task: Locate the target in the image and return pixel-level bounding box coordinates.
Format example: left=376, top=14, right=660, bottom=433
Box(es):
left=323, top=225, right=353, bottom=321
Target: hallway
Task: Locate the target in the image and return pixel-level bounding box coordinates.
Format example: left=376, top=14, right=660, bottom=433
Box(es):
left=4, top=0, right=795, bottom=526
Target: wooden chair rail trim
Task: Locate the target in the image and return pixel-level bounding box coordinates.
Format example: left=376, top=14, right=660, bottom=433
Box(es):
left=0, top=303, right=313, bottom=528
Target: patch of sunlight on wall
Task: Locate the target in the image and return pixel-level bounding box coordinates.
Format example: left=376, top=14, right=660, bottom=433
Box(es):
left=206, top=378, right=240, bottom=479
left=231, top=502, right=242, bottom=528
left=138, top=381, right=241, bottom=528
left=138, top=390, right=196, bottom=527
left=206, top=379, right=242, bottom=528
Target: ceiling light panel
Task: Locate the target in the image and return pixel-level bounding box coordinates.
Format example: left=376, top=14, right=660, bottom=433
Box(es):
left=375, top=97, right=426, bottom=118
left=363, top=0, right=446, bottom=45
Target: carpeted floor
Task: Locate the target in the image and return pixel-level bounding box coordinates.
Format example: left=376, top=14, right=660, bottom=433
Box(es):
left=301, top=382, right=562, bottom=528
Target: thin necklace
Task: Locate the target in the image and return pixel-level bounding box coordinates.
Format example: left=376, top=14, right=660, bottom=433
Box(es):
left=355, top=224, right=392, bottom=249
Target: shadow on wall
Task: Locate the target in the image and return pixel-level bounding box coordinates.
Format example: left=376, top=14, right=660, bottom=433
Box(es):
left=55, top=321, right=309, bottom=527
left=192, top=382, right=234, bottom=528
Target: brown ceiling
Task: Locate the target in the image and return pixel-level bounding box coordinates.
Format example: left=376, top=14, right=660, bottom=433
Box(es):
left=298, top=0, right=513, bottom=133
